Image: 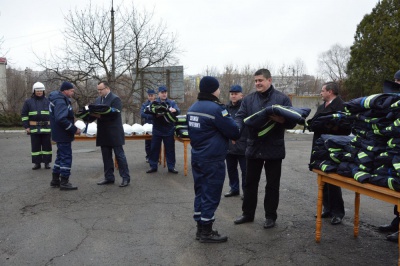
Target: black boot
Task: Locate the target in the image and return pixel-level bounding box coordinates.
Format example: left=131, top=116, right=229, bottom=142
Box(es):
left=196, top=222, right=219, bottom=240
left=32, top=163, right=41, bottom=170
left=50, top=173, right=60, bottom=188
left=60, top=176, right=78, bottom=191
left=199, top=223, right=227, bottom=243
left=45, top=163, right=51, bottom=169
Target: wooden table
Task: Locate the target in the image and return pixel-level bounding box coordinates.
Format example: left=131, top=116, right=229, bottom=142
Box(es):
left=74, top=134, right=190, bottom=176
left=313, top=169, right=400, bottom=265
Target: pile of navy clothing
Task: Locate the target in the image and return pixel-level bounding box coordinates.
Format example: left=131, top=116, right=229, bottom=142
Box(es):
left=309, top=93, right=400, bottom=192
left=75, top=104, right=120, bottom=122
left=144, top=101, right=177, bottom=123
left=174, top=115, right=189, bottom=138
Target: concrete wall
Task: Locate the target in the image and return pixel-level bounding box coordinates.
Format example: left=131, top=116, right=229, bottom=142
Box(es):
left=291, top=95, right=321, bottom=118
left=0, top=58, right=7, bottom=109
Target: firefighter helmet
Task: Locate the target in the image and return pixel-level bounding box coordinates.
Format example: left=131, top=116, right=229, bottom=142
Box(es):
left=86, top=122, right=97, bottom=137
left=132, top=123, right=145, bottom=135
left=32, top=82, right=45, bottom=92
left=74, top=120, right=86, bottom=132
left=123, top=124, right=134, bottom=136
left=143, top=123, right=153, bottom=134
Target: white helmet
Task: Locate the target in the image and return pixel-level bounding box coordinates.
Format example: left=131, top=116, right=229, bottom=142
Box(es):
left=32, top=82, right=45, bottom=92
left=86, top=122, right=97, bottom=137
left=123, top=124, right=134, bottom=136
left=132, top=123, right=145, bottom=135
left=143, top=123, right=153, bottom=134
left=74, top=120, right=86, bottom=132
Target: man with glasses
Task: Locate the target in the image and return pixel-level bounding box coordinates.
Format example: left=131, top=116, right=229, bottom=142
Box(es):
left=146, top=86, right=180, bottom=174
left=94, top=81, right=131, bottom=187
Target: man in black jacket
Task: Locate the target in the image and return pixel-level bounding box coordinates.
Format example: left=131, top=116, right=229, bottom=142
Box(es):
left=94, top=81, right=131, bottom=187
left=224, top=85, right=247, bottom=198
left=311, top=81, right=350, bottom=225
left=233, top=69, right=296, bottom=229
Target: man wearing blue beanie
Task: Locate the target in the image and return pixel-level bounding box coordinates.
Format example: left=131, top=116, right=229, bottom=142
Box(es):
left=48, top=81, right=81, bottom=190
left=187, top=76, right=240, bottom=243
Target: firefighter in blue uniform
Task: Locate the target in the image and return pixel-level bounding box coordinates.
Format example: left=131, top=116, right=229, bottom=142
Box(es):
left=140, top=89, right=156, bottom=163
left=21, top=82, right=52, bottom=170
left=146, top=86, right=180, bottom=174
left=187, top=76, right=240, bottom=243
left=49, top=82, right=81, bottom=191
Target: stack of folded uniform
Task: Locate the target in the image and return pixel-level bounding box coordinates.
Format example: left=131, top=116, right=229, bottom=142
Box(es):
left=174, top=115, right=189, bottom=138
left=145, top=102, right=177, bottom=123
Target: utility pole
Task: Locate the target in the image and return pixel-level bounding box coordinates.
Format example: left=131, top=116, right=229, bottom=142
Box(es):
left=111, top=0, right=116, bottom=88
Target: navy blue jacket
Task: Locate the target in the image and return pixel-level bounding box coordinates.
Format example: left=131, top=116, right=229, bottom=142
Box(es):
left=152, top=98, right=180, bottom=136
left=235, top=85, right=295, bottom=160
left=140, top=100, right=154, bottom=124
left=49, top=91, right=78, bottom=142
left=187, top=93, right=240, bottom=162
left=94, top=92, right=125, bottom=147
left=226, top=99, right=247, bottom=155
left=21, top=94, right=51, bottom=134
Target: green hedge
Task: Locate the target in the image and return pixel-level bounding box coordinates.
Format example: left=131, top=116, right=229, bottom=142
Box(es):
left=0, top=112, right=23, bottom=127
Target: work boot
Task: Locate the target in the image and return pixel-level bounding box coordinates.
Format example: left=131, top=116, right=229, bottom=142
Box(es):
left=32, top=163, right=41, bottom=170
left=45, top=163, right=51, bottom=169
left=50, top=173, right=60, bottom=188
left=196, top=222, right=219, bottom=240
left=199, top=223, right=228, bottom=243
left=60, top=176, right=78, bottom=191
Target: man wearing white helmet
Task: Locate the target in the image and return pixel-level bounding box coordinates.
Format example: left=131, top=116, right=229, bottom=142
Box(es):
left=21, top=82, right=52, bottom=170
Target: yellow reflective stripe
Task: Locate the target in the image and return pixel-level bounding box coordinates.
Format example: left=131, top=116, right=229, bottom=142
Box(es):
left=358, top=152, right=367, bottom=159
left=22, top=117, right=29, bottom=121
left=42, top=151, right=52, bottom=155
left=40, top=111, right=50, bottom=115
left=393, top=163, right=400, bottom=170
left=329, top=153, right=340, bottom=163
left=28, top=111, right=38, bottom=115
left=321, top=164, right=327, bottom=171
left=273, top=105, right=301, bottom=118
left=31, top=129, right=38, bottom=133
left=388, top=138, right=395, bottom=148
left=354, top=172, right=368, bottom=181
left=257, top=122, right=276, bottom=137
left=40, top=129, right=51, bottom=133
left=328, top=148, right=341, bottom=152
left=244, top=108, right=265, bottom=123
left=31, top=151, right=41, bottom=156
left=364, top=94, right=378, bottom=108
left=388, top=178, right=395, bottom=190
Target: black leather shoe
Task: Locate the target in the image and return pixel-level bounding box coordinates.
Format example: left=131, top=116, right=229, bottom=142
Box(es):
left=264, top=218, right=275, bottom=229
left=379, top=224, right=397, bottom=232
left=387, top=231, right=399, bottom=243
left=97, top=179, right=115, bottom=185
left=168, top=168, right=179, bottom=174
left=119, top=179, right=130, bottom=187
left=224, top=190, right=240, bottom=197
left=234, top=215, right=254, bottom=224
left=321, top=211, right=331, bottom=218
left=45, top=163, right=51, bottom=169
left=32, top=164, right=41, bottom=170
left=331, top=216, right=342, bottom=225
left=146, top=168, right=157, bottom=173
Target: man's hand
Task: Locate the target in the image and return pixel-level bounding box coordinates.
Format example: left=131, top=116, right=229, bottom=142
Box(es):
left=169, top=107, right=177, bottom=113
left=269, top=114, right=285, bottom=124
left=76, top=128, right=81, bottom=135
left=26, top=128, right=30, bottom=134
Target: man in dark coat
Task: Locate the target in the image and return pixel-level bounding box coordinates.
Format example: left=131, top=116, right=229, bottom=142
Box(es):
left=140, top=89, right=156, bottom=163
left=94, top=81, right=131, bottom=187
left=311, top=81, right=350, bottom=225
left=49, top=81, right=81, bottom=191
left=233, top=69, right=296, bottom=229
left=187, top=76, right=240, bottom=243
left=224, top=85, right=247, bottom=198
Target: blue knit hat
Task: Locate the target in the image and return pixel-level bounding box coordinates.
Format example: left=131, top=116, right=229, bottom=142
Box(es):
left=394, top=70, right=400, bottom=80
left=60, top=81, right=73, bottom=91
left=158, top=86, right=167, bottom=93
left=199, top=76, right=219, bottom=93
left=230, top=85, right=243, bottom=93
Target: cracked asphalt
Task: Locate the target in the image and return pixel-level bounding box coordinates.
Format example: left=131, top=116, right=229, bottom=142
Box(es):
left=0, top=132, right=398, bottom=265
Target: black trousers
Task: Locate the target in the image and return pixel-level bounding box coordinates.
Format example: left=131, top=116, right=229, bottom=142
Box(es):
left=322, top=184, right=345, bottom=218
left=30, top=134, right=52, bottom=164
left=242, top=158, right=282, bottom=221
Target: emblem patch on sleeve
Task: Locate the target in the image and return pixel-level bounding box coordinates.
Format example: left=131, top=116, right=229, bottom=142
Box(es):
left=222, top=109, right=228, bottom=117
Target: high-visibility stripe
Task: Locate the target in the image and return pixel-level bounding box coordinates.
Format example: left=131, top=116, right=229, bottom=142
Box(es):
left=40, top=111, right=50, bottom=115
left=31, top=151, right=53, bottom=156
left=388, top=178, right=394, bottom=190
left=201, top=215, right=215, bottom=221
left=329, top=153, right=340, bottom=163
left=29, top=111, right=38, bottom=115
left=257, top=122, right=276, bottom=137
left=22, top=117, right=29, bottom=121
left=243, top=108, right=264, bottom=123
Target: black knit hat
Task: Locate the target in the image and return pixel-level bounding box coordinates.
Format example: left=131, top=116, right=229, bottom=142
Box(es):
left=199, top=76, right=219, bottom=93
left=60, top=81, right=73, bottom=91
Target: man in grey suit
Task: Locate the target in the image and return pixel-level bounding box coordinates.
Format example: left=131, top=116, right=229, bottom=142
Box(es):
left=93, top=81, right=131, bottom=187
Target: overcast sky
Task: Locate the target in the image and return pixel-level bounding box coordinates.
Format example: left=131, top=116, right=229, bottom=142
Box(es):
left=0, top=0, right=379, bottom=76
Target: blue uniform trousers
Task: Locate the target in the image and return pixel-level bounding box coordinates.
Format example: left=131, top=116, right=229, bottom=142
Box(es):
left=145, top=139, right=151, bottom=160
left=149, top=134, right=176, bottom=170
left=101, top=146, right=130, bottom=181
left=53, top=142, right=72, bottom=178
left=226, top=154, right=246, bottom=193
left=192, top=160, right=225, bottom=225
left=242, top=158, right=282, bottom=221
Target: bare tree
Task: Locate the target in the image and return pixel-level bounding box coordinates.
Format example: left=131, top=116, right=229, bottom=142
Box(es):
left=318, top=43, right=350, bottom=85
left=36, top=2, right=180, bottom=115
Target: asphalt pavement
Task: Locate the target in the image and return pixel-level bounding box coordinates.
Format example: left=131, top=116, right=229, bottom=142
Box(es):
left=0, top=132, right=398, bottom=265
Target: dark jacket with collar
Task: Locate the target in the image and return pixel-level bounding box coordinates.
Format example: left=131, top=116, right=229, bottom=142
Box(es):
left=140, top=100, right=154, bottom=124
left=94, top=91, right=125, bottom=147
left=226, top=99, right=247, bottom=155
left=235, top=85, right=295, bottom=160
left=49, top=91, right=78, bottom=142
left=187, top=92, right=240, bottom=162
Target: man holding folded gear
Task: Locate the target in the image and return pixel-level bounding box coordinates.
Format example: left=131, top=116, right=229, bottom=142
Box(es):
left=146, top=86, right=180, bottom=174
left=21, top=82, right=52, bottom=170
left=233, top=68, right=296, bottom=229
